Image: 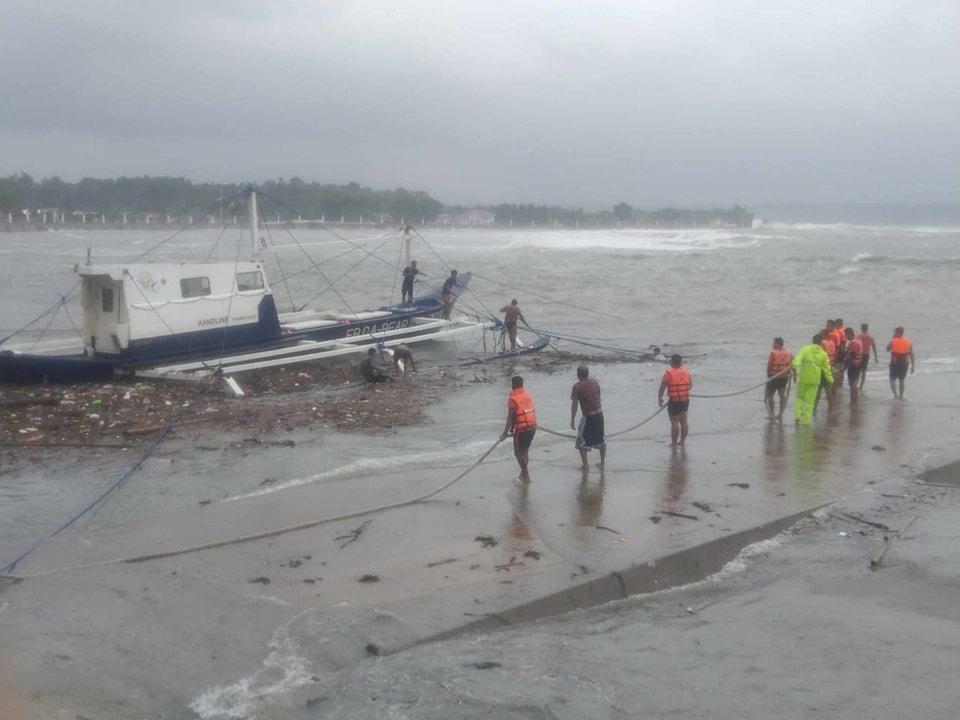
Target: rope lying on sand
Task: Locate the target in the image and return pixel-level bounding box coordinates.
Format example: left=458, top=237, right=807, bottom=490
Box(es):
left=0, top=437, right=505, bottom=581
left=0, top=368, right=794, bottom=582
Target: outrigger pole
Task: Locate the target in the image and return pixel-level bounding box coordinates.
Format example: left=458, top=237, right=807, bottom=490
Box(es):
left=247, top=188, right=261, bottom=261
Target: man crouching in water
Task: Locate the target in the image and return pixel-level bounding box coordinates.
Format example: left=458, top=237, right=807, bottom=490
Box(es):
left=502, top=375, right=537, bottom=482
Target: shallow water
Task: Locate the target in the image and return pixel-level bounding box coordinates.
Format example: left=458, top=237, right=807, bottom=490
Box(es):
left=2, top=221, right=959, bottom=718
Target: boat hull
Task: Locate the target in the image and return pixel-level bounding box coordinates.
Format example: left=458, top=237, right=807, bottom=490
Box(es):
left=0, top=279, right=468, bottom=384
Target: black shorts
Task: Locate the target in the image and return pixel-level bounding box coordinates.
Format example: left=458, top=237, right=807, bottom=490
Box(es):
left=861, top=356, right=870, bottom=370
left=846, top=366, right=861, bottom=384
left=889, top=363, right=908, bottom=381
left=766, top=376, right=788, bottom=393
left=505, top=321, right=517, bottom=333
left=576, top=413, right=605, bottom=450
left=514, top=428, right=536, bottom=452
left=401, top=280, right=414, bottom=295
left=667, top=400, right=689, bottom=418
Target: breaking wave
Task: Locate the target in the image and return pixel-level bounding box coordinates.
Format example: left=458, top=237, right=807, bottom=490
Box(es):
left=219, top=439, right=504, bottom=503
left=499, top=228, right=765, bottom=254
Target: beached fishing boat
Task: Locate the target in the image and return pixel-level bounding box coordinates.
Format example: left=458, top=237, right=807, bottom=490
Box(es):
left=0, top=190, right=486, bottom=384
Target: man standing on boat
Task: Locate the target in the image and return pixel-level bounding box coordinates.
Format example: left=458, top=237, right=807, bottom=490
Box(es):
left=570, top=365, right=606, bottom=470
left=441, top=269, right=458, bottom=319
left=502, top=375, right=537, bottom=482
left=401, top=260, right=425, bottom=306
left=499, top=298, right=528, bottom=351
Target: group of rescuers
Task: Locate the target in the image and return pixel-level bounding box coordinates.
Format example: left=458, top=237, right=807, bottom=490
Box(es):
left=501, top=320, right=915, bottom=482
left=374, top=270, right=920, bottom=480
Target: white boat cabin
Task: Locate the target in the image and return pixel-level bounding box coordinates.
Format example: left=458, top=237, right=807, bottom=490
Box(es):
left=77, top=261, right=272, bottom=355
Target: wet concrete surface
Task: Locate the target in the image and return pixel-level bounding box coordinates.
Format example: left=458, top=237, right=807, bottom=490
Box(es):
left=1, top=366, right=959, bottom=718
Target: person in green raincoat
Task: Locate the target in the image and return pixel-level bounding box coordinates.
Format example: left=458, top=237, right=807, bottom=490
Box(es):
left=791, top=334, right=834, bottom=425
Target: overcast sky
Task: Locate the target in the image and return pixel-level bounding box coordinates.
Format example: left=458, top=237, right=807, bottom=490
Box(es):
left=1, top=1, right=958, bottom=207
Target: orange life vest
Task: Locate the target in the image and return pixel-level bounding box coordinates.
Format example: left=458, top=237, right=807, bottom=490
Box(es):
left=832, top=328, right=846, bottom=354
left=821, top=337, right=837, bottom=362
left=890, top=336, right=911, bottom=360
left=663, top=366, right=692, bottom=401
left=508, top=388, right=537, bottom=431
left=768, top=349, right=793, bottom=377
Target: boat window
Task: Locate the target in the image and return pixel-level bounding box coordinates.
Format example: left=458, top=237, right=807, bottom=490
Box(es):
left=180, top=276, right=211, bottom=298
left=102, top=287, right=114, bottom=312
left=236, top=271, right=264, bottom=291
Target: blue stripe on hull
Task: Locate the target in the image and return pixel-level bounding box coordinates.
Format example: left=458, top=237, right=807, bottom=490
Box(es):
left=0, top=274, right=472, bottom=383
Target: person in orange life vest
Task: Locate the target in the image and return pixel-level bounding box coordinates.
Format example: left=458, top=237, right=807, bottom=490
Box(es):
left=886, top=327, right=915, bottom=399
left=843, top=327, right=865, bottom=403
left=764, top=337, right=796, bottom=420
left=501, top=375, right=537, bottom=482
left=658, top=354, right=692, bottom=446
left=816, top=321, right=837, bottom=414
left=856, top=322, right=880, bottom=390
left=832, top=318, right=847, bottom=391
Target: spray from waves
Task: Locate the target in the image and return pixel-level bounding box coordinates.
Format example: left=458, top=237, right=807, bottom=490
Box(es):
left=219, top=439, right=504, bottom=503
left=190, top=617, right=314, bottom=720
left=766, top=222, right=960, bottom=235
left=646, top=534, right=787, bottom=599
left=498, top=228, right=765, bottom=254
left=838, top=266, right=861, bottom=275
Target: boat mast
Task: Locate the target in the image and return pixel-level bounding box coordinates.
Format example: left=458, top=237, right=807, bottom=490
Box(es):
left=248, top=188, right=261, bottom=261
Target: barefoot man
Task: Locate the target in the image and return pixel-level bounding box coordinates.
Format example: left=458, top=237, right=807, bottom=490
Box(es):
left=502, top=375, right=537, bottom=482
left=856, top=322, right=879, bottom=390
left=886, top=326, right=915, bottom=399
left=764, top=337, right=795, bottom=419
left=499, top=298, right=528, bottom=351
left=570, top=364, right=606, bottom=470
left=658, top=354, right=692, bottom=446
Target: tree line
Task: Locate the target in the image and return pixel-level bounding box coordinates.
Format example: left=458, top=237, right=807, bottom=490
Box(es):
left=0, top=174, right=444, bottom=223
left=0, top=173, right=753, bottom=227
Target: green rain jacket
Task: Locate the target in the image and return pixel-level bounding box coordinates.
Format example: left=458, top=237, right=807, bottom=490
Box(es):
left=792, top=343, right=834, bottom=385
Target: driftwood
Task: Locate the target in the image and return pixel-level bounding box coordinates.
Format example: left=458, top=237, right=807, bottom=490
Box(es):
left=658, top=510, right=699, bottom=521
left=870, top=515, right=919, bottom=570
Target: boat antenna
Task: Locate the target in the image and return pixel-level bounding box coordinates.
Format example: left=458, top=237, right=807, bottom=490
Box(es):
left=247, top=186, right=261, bottom=261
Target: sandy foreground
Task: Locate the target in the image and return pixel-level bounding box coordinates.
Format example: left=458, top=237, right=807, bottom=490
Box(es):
left=0, top=362, right=958, bottom=719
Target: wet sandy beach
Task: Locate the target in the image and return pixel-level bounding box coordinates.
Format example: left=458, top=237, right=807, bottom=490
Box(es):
left=1, top=360, right=958, bottom=718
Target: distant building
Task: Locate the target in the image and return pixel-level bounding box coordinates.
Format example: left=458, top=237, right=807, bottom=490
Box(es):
left=435, top=209, right=496, bottom=227
left=461, top=208, right=495, bottom=226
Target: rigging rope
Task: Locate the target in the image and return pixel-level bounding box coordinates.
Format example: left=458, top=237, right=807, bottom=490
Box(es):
left=469, top=270, right=631, bottom=323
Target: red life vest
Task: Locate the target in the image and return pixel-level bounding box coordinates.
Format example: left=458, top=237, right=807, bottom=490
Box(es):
left=508, top=388, right=537, bottom=431
left=845, top=338, right=863, bottom=368
left=663, top=366, right=692, bottom=401
left=821, top=337, right=837, bottom=362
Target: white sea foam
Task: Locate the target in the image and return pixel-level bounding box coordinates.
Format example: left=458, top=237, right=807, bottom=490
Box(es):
left=499, top=228, right=763, bottom=254
left=190, top=619, right=314, bottom=720
left=649, top=534, right=788, bottom=599
left=838, top=266, right=861, bottom=275
left=219, top=439, right=502, bottom=503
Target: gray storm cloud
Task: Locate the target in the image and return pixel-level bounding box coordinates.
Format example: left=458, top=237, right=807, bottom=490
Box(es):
left=1, top=0, right=958, bottom=206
